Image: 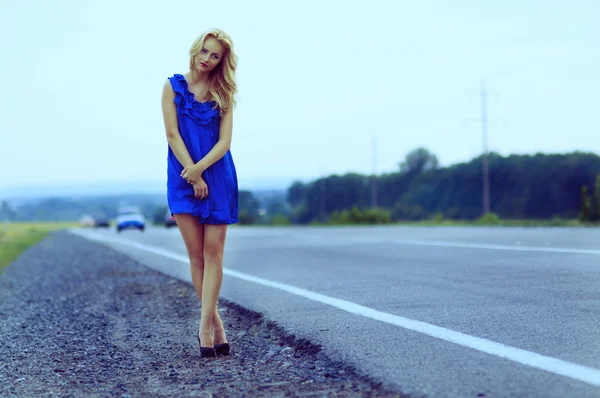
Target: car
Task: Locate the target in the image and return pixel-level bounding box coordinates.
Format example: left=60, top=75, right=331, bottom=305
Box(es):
left=164, top=208, right=177, bottom=228
left=94, top=216, right=111, bottom=228
left=116, top=207, right=146, bottom=233
left=79, top=214, right=95, bottom=227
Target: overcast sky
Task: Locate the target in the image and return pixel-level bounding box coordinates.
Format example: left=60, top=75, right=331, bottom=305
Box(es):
left=1, top=0, right=598, bottom=194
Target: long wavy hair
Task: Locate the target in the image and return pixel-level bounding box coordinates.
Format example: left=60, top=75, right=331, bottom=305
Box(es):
left=189, top=29, right=238, bottom=114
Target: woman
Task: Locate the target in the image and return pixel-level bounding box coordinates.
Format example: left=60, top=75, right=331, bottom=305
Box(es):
left=161, top=29, right=238, bottom=358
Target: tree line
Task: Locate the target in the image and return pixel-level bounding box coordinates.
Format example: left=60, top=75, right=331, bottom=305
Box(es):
left=284, top=148, right=600, bottom=224
left=2, top=149, right=599, bottom=225
left=580, top=174, right=600, bottom=222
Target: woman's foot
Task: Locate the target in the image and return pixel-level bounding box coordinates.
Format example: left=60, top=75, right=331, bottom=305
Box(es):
left=213, top=316, right=230, bottom=355
left=212, top=312, right=228, bottom=344
left=197, top=331, right=216, bottom=358
left=213, top=328, right=230, bottom=356
left=213, top=327, right=228, bottom=345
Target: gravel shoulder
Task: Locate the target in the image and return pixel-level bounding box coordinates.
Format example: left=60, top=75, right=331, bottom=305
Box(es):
left=0, top=230, right=412, bottom=397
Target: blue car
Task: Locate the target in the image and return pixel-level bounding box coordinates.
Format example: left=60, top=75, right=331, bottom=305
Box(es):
left=116, top=207, right=146, bottom=232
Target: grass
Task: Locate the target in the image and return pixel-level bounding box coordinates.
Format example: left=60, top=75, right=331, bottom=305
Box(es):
left=394, top=216, right=587, bottom=227
left=0, top=222, right=78, bottom=272
left=250, top=217, right=593, bottom=228
left=420, top=219, right=585, bottom=227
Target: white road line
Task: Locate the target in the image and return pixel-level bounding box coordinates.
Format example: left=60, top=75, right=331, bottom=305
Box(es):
left=393, top=239, right=600, bottom=255
left=267, top=234, right=600, bottom=255
left=72, top=230, right=600, bottom=388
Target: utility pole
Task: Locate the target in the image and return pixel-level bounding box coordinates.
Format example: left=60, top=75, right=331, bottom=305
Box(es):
left=370, top=133, right=378, bottom=208
left=481, top=79, right=491, bottom=215
left=463, top=78, right=494, bottom=216
left=319, top=164, right=326, bottom=223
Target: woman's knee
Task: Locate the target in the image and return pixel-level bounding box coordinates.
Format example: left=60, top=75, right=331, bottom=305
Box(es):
left=204, top=243, right=224, bottom=264
left=203, top=225, right=227, bottom=264
left=190, top=255, right=204, bottom=269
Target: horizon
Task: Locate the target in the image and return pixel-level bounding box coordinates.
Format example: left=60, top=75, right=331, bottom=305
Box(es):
left=2, top=148, right=597, bottom=201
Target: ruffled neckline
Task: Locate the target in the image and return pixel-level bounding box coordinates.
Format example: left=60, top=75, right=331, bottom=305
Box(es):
left=176, top=74, right=216, bottom=106
left=171, top=74, right=219, bottom=125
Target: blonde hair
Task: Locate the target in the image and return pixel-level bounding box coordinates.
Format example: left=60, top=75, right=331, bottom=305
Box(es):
left=189, top=29, right=238, bottom=114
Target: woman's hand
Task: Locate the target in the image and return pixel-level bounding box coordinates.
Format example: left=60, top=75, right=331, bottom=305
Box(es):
left=192, top=177, right=209, bottom=199
left=181, top=164, right=204, bottom=185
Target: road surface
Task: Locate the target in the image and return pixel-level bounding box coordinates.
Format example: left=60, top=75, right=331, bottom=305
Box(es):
left=72, top=225, right=600, bottom=398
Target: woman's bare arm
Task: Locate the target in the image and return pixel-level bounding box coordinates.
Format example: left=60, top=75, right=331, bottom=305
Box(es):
left=161, top=80, right=195, bottom=168
left=195, top=108, right=233, bottom=172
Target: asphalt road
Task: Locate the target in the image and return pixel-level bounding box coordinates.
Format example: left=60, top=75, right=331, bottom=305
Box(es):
left=71, top=225, right=600, bottom=398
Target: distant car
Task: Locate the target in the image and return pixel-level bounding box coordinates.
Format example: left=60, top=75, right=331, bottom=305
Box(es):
left=94, top=217, right=111, bottom=228
left=79, top=214, right=95, bottom=227
left=116, top=207, right=145, bottom=232
left=164, top=209, right=177, bottom=228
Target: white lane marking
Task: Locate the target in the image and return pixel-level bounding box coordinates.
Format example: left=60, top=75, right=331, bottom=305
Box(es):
left=253, top=233, right=600, bottom=255
left=72, top=230, right=600, bottom=388
left=393, top=239, right=600, bottom=255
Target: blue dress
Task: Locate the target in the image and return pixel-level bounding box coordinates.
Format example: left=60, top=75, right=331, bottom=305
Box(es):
left=166, top=74, right=238, bottom=224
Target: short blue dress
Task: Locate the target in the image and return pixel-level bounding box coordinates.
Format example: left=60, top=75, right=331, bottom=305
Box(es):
left=166, top=74, right=238, bottom=224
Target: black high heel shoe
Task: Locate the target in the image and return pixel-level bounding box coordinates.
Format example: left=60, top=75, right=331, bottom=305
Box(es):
left=197, top=332, right=216, bottom=358
left=213, top=328, right=230, bottom=356
left=215, top=342, right=230, bottom=356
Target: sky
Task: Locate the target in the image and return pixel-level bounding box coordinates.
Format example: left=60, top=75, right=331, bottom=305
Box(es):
left=1, top=0, right=599, bottom=196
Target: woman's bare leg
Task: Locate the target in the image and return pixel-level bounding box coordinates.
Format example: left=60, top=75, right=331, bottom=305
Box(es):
left=200, top=224, right=228, bottom=346
left=173, top=214, right=208, bottom=342
left=212, top=305, right=228, bottom=345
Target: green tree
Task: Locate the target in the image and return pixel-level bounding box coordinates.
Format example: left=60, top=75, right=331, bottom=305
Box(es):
left=270, top=214, right=291, bottom=225
left=287, top=181, right=307, bottom=208
left=399, top=147, right=439, bottom=175
left=284, top=150, right=600, bottom=224
left=391, top=202, right=425, bottom=221
left=591, top=174, right=600, bottom=222
left=580, top=186, right=591, bottom=222
left=238, top=209, right=254, bottom=225
left=238, top=190, right=261, bottom=224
